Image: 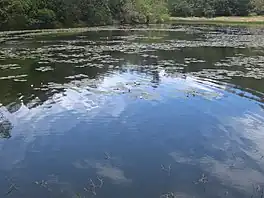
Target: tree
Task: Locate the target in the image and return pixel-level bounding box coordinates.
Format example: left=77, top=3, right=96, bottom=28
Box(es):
left=35, top=8, right=56, bottom=28
left=168, top=0, right=252, bottom=17
left=0, top=0, right=31, bottom=30
left=251, top=0, right=264, bottom=14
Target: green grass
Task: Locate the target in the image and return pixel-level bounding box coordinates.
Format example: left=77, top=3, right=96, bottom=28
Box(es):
left=169, top=16, right=264, bottom=26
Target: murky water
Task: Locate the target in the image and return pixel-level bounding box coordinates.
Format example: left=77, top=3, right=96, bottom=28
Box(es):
left=0, top=24, right=264, bottom=198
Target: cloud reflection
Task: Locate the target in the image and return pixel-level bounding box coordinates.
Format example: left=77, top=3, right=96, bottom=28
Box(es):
left=169, top=110, right=264, bottom=193
left=73, top=159, right=132, bottom=184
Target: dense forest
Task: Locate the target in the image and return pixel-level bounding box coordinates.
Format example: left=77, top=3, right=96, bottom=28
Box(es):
left=0, top=0, right=168, bottom=30
left=0, top=0, right=263, bottom=30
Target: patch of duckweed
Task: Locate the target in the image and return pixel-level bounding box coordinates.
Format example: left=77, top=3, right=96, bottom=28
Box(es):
left=0, top=64, right=21, bottom=70
left=0, top=25, right=263, bottom=108
left=0, top=74, right=28, bottom=80
left=35, top=66, right=54, bottom=72
left=13, top=79, right=27, bottom=82
left=214, top=55, right=264, bottom=79
left=65, top=74, right=88, bottom=80
left=184, top=57, right=206, bottom=64
left=191, top=69, right=247, bottom=80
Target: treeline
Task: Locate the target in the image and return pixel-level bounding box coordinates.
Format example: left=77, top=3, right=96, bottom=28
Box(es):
left=0, top=0, right=264, bottom=30
left=0, top=0, right=168, bottom=30
left=168, top=0, right=264, bottom=17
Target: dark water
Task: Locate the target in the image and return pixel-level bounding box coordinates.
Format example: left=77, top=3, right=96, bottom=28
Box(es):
left=0, top=25, right=264, bottom=198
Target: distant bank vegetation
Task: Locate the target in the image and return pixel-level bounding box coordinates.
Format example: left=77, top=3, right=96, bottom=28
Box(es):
left=0, top=0, right=168, bottom=30
left=169, top=0, right=264, bottom=17
left=0, top=0, right=263, bottom=30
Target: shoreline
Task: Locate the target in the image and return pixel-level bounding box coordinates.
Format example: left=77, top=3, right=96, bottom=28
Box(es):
left=0, top=16, right=264, bottom=35
left=170, top=16, right=264, bottom=26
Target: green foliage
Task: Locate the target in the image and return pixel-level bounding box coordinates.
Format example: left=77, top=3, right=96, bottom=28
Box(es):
left=168, top=0, right=253, bottom=17
left=0, top=0, right=31, bottom=30
left=0, top=0, right=262, bottom=30
left=0, top=0, right=169, bottom=30
left=35, top=9, right=56, bottom=28
left=77, top=0, right=113, bottom=25
left=251, top=0, right=264, bottom=14
left=135, top=0, right=169, bottom=22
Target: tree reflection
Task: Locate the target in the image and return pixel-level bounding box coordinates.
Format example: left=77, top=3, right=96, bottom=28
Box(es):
left=0, top=27, right=263, bottom=112
left=151, top=70, right=160, bottom=87
left=0, top=113, right=12, bottom=139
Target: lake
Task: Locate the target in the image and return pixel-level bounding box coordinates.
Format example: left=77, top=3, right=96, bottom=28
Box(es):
left=0, top=24, right=264, bottom=198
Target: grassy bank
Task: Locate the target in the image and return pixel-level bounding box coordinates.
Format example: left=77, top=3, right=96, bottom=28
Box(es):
left=170, top=16, right=264, bottom=25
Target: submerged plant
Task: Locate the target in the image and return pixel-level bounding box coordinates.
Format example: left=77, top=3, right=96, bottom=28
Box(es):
left=104, top=152, right=111, bottom=160
left=161, top=164, right=172, bottom=176
left=84, top=177, right=104, bottom=196
left=5, top=183, right=18, bottom=196
left=160, top=192, right=176, bottom=198
left=34, top=180, right=52, bottom=192
left=194, top=173, right=208, bottom=192
left=5, top=177, right=19, bottom=196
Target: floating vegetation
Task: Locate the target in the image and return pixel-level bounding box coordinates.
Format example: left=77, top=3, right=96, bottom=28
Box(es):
left=65, top=74, right=88, bottom=80
left=0, top=64, right=20, bottom=70
left=191, top=69, right=246, bottom=80
left=157, top=60, right=187, bottom=68
left=184, top=57, right=206, bottom=64
left=13, top=79, right=27, bottom=82
left=35, top=66, right=54, bottom=72
left=214, top=55, right=264, bottom=80
left=0, top=74, right=27, bottom=80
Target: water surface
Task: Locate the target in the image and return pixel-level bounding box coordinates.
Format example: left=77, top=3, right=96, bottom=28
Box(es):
left=0, top=25, right=264, bottom=198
